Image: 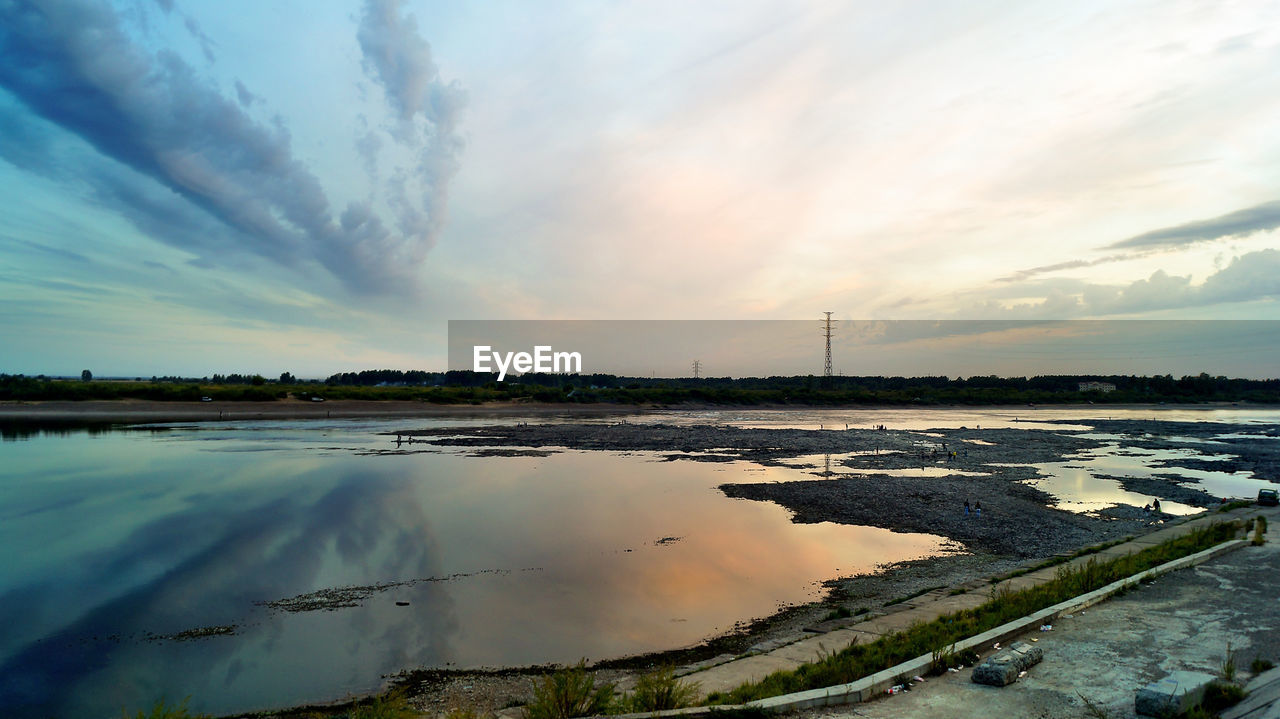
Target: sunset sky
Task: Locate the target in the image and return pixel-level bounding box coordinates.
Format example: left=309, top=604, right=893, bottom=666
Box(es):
left=2, top=0, right=1278, bottom=377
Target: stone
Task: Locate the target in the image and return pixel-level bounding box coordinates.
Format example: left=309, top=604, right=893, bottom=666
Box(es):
left=1134, top=671, right=1216, bottom=717
left=971, top=641, right=1044, bottom=687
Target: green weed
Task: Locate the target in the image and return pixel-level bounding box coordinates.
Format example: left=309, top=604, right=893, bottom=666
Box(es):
left=823, top=606, right=853, bottom=621
left=524, top=661, right=616, bottom=719
left=1201, top=681, right=1247, bottom=713
left=625, top=666, right=700, bottom=712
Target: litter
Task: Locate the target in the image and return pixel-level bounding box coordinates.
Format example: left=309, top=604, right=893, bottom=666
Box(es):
left=1039, top=624, right=1053, bottom=631
left=948, top=667, right=960, bottom=673
left=993, top=642, right=1001, bottom=649
left=912, top=676, right=925, bottom=683
left=888, top=684, right=904, bottom=695
left=1018, top=671, right=1027, bottom=678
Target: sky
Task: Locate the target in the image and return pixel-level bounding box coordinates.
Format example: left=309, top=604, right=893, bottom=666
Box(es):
left=1, top=0, right=1278, bottom=378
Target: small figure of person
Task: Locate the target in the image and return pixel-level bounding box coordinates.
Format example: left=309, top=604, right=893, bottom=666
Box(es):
left=1152, top=498, right=1161, bottom=514
left=964, top=500, right=971, bottom=517
left=975, top=501, right=982, bottom=519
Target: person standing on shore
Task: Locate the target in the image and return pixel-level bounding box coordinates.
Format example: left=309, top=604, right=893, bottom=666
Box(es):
left=1152, top=498, right=1161, bottom=514
left=975, top=501, right=982, bottom=519
left=965, top=500, right=971, bottom=517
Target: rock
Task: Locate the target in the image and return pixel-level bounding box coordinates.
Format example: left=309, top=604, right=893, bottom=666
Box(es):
left=1135, top=671, right=1216, bottom=717
left=971, top=641, right=1044, bottom=686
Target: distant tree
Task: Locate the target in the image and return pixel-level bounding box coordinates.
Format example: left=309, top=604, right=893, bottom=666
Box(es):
left=279, top=371, right=296, bottom=385
left=81, top=369, right=92, bottom=382
left=251, top=375, right=266, bottom=386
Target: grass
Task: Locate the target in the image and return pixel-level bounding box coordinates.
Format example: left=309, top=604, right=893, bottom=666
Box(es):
left=122, top=698, right=209, bottom=719
left=990, top=536, right=1132, bottom=584
left=1222, top=642, right=1238, bottom=682
left=928, top=641, right=976, bottom=674
left=1252, top=657, right=1276, bottom=673
left=822, top=606, right=853, bottom=621
left=1254, top=516, right=1268, bottom=545
left=625, top=666, right=700, bottom=712
left=1218, top=500, right=1254, bottom=513
left=1199, top=681, right=1247, bottom=715
left=705, top=521, right=1241, bottom=705
left=524, top=661, right=616, bottom=719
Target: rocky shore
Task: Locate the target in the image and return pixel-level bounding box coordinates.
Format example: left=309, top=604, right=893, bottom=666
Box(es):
left=363, top=416, right=1280, bottom=716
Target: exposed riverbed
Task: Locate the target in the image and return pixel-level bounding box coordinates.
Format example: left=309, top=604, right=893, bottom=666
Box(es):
left=3, top=407, right=1277, bottom=718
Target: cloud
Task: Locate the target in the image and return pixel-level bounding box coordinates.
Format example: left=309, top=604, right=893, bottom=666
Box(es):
left=997, top=252, right=1150, bottom=283
left=232, top=79, right=257, bottom=108
left=1108, top=200, right=1280, bottom=249
left=981, top=250, right=1280, bottom=319
left=1002, top=201, right=1280, bottom=283
left=357, top=0, right=467, bottom=256
left=0, top=0, right=462, bottom=295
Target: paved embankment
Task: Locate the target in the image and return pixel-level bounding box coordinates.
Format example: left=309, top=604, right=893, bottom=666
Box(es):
left=628, top=504, right=1279, bottom=719
left=796, top=505, right=1280, bottom=719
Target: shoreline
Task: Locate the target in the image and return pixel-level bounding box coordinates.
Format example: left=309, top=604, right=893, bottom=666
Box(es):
left=0, top=398, right=1270, bottom=425
left=237, top=414, right=1279, bottom=717
left=12, top=404, right=1279, bottom=718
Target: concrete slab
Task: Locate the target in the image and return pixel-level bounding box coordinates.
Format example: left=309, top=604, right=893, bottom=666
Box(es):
left=772, top=638, right=845, bottom=664
left=903, top=592, right=988, bottom=615
left=1135, top=671, right=1216, bottom=716
left=992, top=573, right=1054, bottom=593
left=819, top=628, right=885, bottom=646
left=693, top=654, right=801, bottom=696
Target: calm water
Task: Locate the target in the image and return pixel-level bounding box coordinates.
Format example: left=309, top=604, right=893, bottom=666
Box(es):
left=0, top=418, right=943, bottom=718
left=2, top=407, right=1276, bottom=718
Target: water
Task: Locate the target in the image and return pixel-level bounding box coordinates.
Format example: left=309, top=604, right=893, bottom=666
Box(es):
left=625, top=406, right=1280, bottom=431
left=3, top=407, right=1277, bottom=718
left=1020, top=442, right=1272, bottom=514
left=0, top=418, right=944, bottom=718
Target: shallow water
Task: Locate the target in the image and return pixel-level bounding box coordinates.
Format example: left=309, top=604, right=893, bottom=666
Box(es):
left=3, top=407, right=1277, bottom=718
left=0, top=419, right=944, bottom=718
left=1019, top=442, right=1271, bottom=514
left=627, top=406, right=1280, bottom=431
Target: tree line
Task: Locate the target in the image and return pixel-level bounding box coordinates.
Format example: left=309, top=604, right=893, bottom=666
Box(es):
left=3, top=370, right=1277, bottom=405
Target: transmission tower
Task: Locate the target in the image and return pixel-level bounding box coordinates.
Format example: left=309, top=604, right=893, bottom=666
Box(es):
left=822, top=312, right=834, bottom=383
left=691, top=359, right=702, bottom=379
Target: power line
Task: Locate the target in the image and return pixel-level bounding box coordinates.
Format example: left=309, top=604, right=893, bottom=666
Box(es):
left=691, top=359, right=702, bottom=379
